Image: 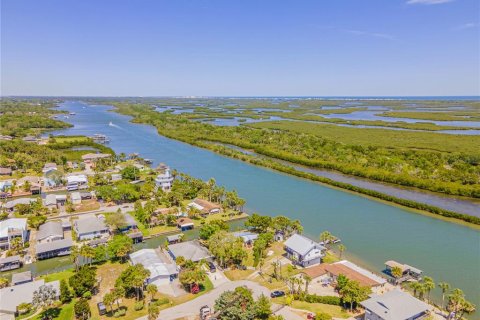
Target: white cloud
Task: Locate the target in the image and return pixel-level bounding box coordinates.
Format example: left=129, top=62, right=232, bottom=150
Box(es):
left=407, top=0, right=454, bottom=4
left=454, top=22, right=478, bottom=30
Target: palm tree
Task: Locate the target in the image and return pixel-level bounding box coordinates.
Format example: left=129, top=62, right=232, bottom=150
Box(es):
left=146, top=284, right=157, bottom=302
left=409, top=282, right=422, bottom=298
left=71, top=246, right=80, bottom=271
left=319, top=231, right=332, bottom=248
left=338, top=244, right=346, bottom=259
left=303, top=274, right=312, bottom=294
left=438, top=282, right=450, bottom=310
left=80, top=245, right=95, bottom=265
left=422, top=276, right=435, bottom=303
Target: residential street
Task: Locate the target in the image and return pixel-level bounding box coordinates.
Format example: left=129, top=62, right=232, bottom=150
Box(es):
left=137, top=280, right=270, bottom=320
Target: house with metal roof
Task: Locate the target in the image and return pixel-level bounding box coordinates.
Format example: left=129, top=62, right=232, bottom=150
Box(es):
left=130, top=249, right=178, bottom=286
left=3, top=198, right=37, bottom=212
left=37, top=221, right=64, bottom=243
left=36, top=238, right=73, bottom=260
left=0, top=218, right=28, bottom=250
left=73, top=216, right=109, bottom=240
left=11, top=271, right=32, bottom=285
left=361, top=289, right=432, bottom=320
left=0, top=255, right=22, bottom=272
left=168, top=240, right=212, bottom=262
left=284, top=233, right=326, bottom=267
left=233, top=231, right=259, bottom=246
left=0, top=279, right=60, bottom=320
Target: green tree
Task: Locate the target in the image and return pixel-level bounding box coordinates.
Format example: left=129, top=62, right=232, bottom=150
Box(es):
left=148, top=303, right=160, bottom=320
left=199, top=219, right=229, bottom=240
left=32, top=284, right=58, bottom=309
left=146, top=283, right=157, bottom=301
left=105, top=212, right=127, bottom=232
left=245, top=213, right=272, bottom=233
left=74, top=299, right=91, bottom=320
left=69, top=266, right=97, bottom=297
left=0, top=277, right=9, bottom=289
left=390, top=266, right=403, bottom=281
left=339, top=280, right=371, bottom=311
left=213, top=286, right=256, bottom=320
left=338, top=244, right=346, bottom=259
left=59, top=279, right=73, bottom=303
left=80, top=244, right=95, bottom=265
left=121, top=165, right=138, bottom=180
left=115, top=264, right=150, bottom=300
left=422, top=276, right=435, bottom=302
left=255, top=294, right=272, bottom=319
left=108, top=234, right=133, bottom=262
left=103, top=292, right=115, bottom=313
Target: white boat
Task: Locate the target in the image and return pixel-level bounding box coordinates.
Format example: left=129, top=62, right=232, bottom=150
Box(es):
left=109, top=121, right=114, bottom=126
left=69, top=112, right=76, bottom=115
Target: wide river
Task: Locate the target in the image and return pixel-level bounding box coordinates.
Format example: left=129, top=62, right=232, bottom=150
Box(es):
left=51, top=102, right=479, bottom=310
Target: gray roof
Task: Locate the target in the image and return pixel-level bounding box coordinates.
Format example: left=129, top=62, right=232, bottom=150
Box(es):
left=0, top=279, right=59, bottom=313
left=4, top=198, right=36, bottom=209
left=74, top=216, right=108, bottom=234
left=360, top=289, right=432, bottom=320
left=45, top=194, right=57, bottom=206
left=284, top=234, right=325, bottom=256
left=168, top=240, right=212, bottom=262
left=0, top=255, right=21, bottom=264
left=167, top=234, right=183, bottom=242
left=37, top=221, right=63, bottom=242
left=11, top=271, right=32, bottom=284
left=123, top=213, right=137, bottom=227
left=36, top=239, right=73, bottom=255
left=130, top=249, right=178, bottom=278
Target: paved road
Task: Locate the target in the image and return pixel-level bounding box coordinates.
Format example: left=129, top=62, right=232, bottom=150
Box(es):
left=149, top=280, right=270, bottom=320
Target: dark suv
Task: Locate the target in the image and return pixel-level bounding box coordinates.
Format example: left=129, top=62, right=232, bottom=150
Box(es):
left=270, top=290, right=285, bottom=298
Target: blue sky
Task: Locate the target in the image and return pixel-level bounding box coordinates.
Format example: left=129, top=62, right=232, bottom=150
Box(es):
left=1, top=0, right=479, bottom=96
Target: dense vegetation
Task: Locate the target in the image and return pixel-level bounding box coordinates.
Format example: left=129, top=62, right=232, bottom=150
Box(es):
left=114, top=103, right=480, bottom=200
left=0, top=99, right=71, bottom=137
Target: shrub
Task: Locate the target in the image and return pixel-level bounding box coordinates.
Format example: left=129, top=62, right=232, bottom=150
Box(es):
left=114, top=309, right=126, bottom=317
left=82, top=291, right=92, bottom=299
left=295, top=294, right=341, bottom=306
left=316, top=313, right=332, bottom=320
left=134, top=301, right=144, bottom=311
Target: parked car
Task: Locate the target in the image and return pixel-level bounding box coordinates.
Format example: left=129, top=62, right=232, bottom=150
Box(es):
left=200, top=305, right=211, bottom=319
left=97, top=302, right=107, bottom=315
left=208, top=261, right=216, bottom=273
left=270, top=290, right=285, bottom=298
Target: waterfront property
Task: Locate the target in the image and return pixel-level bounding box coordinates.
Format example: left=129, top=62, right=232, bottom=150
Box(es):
left=81, top=152, right=111, bottom=163
left=167, top=233, right=183, bottom=244
left=361, top=288, right=432, bottom=320
left=188, top=198, right=222, bottom=216
left=0, top=255, right=22, bottom=272
left=154, top=164, right=174, bottom=191
left=0, top=218, right=28, bottom=250
left=36, top=238, right=73, bottom=260
left=37, top=221, right=64, bottom=243
left=324, top=260, right=386, bottom=290
left=130, top=248, right=178, bottom=286
left=284, top=233, right=326, bottom=267
left=66, top=174, right=88, bottom=191
left=73, top=216, right=109, bottom=240
left=11, top=271, right=32, bottom=285
left=0, top=279, right=60, bottom=320
left=384, top=260, right=423, bottom=282
left=233, top=231, right=259, bottom=246
left=177, top=217, right=194, bottom=231
left=168, top=240, right=212, bottom=262
left=42, top=162, right=58, bottom=174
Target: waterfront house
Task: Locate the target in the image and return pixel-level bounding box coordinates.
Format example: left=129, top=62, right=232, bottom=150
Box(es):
left=176, top=217, right=194, bottom=231
left=233, top=231, right=259, bottom=246
left=37, top=221, right=64, bottom=243
left=70, top=192, right=82, bottom=205
left=66, top=174, right=88, bottom=191
left=168, top=240, right=212, bottom=262
left=360, top=289, right=432, bottom=320
left=0, top=279, right=60, bottom=320
left=36, top=238, right=73, bottom=260
left=0, top=218, right=28, bottom=250
left=0, top=167, right=12, bottom=176
left=74, top=216, right=109, bottom=240
left=323, top=260, right=386, bottom=290
left=127, top=231, right=143, bottom=243
left=3, top=198, right=37, bottom=213
left=117, top=213, right=138, bottom=233
left=167, top=234, right=183, bottom=244
left=284, top=234, right=326, bottom=267
left=11, top=271, right=32, bottom=285
left=188, top=198, right=221, bottom=216
left=130, top=249, right=178, bottom=286
left=154, top=165, right=174, bottom=191
left=384, top=260, right=423, bottom=281
left=0, top=256, right=22, bottom=272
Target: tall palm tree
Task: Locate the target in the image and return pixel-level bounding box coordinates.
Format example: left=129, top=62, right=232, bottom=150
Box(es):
left=422, top=277, right=435, bottom=302
left=319, top=231, right=332, bottom=248
left=303, top=274, right=312, bottom=294
left=438, top=282, right=450, bottom=310
left=409, top=282, right=422, bottom=298
left=338, top=244, right=346, bottom=259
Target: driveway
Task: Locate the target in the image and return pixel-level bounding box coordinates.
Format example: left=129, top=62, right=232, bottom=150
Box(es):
left=205, top=263, right=230, bottom=288
left=147, top=280, right=270, bottom=320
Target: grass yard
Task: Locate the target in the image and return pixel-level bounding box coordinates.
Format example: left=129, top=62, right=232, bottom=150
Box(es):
left=41, top=268, right=74, bottom=283
left=290, top=300, right=351, bottom=318
left=224, top=268, right=255, bottom=281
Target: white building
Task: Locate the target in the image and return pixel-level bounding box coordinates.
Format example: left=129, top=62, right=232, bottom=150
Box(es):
left=155, top=166, right=174, bottom=191
left=0, top=218, right=28, bottom=250
left=130, top=249, right=178, bottom=287
left=73, top=216, right=109, bottom=240
left=66, top=174, right=88, bottom=191
left=284, top=234, right=326, bottom=267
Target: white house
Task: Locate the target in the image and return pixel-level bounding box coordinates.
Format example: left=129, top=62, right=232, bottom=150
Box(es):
left=154, top=166, right=174, bottom=191
left=70, top=192, right=82, bottom=205
left=361, top=289, right=432, bottom=320
left=0, top=218, right=28, bottom=250
left=284, top=234, right=326, bottom=267
left=66, top=174, right=88, bottom=191
left=0, top=279, right=60, bottom=320
left=73, top=216, right=109, bottom=240
left=130, top=249, right=178, bottom=286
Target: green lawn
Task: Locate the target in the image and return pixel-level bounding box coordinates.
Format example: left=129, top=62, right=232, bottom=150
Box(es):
left=40, top=269, right=74, bottom=283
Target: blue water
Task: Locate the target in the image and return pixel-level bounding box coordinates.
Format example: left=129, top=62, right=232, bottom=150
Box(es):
left=52, top=101, right=480, bottom=309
